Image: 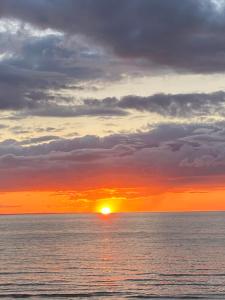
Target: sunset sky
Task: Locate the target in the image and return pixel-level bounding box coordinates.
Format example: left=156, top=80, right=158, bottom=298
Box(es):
left=1, top=0, right=225, bottom=213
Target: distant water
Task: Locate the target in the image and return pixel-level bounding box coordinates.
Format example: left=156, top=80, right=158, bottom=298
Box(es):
left=1, top=212, right=225, bottom=299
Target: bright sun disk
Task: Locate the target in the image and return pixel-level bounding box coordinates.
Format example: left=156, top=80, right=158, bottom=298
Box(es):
left=100, top=207, right=111, bottom=215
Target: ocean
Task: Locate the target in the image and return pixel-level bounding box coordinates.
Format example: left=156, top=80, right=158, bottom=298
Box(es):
left=0, top=212, right=225, bottom=299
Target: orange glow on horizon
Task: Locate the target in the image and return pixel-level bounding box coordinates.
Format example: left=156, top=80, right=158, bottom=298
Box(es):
left=1, top=187, right=225, bottom=215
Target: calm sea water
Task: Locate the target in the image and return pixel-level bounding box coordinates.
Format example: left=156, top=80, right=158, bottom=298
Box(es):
left=0, top=212, right=225, bottom=299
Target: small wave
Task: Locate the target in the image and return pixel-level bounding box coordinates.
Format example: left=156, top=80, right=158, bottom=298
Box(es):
left=0, top=271, right=55, bottom=276
left=128, top=295, right=225, bottom=299
left=159, top=273, right=225, bottom=277
left=0, top=291, right=123, bottom=298
left=125, top=279, right=224, bottom=287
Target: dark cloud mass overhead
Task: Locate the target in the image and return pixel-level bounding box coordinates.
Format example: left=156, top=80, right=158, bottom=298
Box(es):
left=0, top=0, right=224, bottom=72
left=0, top=1, right=225, bottom=113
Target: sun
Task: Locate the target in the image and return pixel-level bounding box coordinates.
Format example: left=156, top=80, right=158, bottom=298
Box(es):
left=100, top=207, right=112, bottom=215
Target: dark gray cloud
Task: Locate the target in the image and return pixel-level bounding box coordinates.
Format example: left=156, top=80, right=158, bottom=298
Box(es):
left=8, top=34, right=103, bottom=80
left=10, top=125, right=60, bottom=135
left=19, top=102, right=128, bottom=118
left=0, top=62, right=65, bottom=110
left=0, top=124, right=8, bottom=129
left=1, top=1, right=225, bottom=115
left=0, top=0, right=224, bottom=73
left=15, top=91, right=225, bottom=119
left=118, top=92, right=225, bottom=118
left=0, top=31, right=116, bottom=111
left=19, top=135, right=61, bottom=145
left=1, top=122, right=225, bottom=191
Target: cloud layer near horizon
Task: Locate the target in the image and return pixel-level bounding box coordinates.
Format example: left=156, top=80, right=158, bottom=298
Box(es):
left=1, top=122, right=225, bottom=192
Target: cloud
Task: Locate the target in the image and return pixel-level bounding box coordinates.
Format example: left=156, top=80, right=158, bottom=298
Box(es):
left=1, top=122, right=225, bottom=191
left=0, top=29, right=120, bottom=111
left=1, top=2, right=225, bottom=115
left=0, top=124, right=7, bottom=129
left=1, top=1, right=225, bottom=196
left=15, top=91, right=225, bottom=119
left=18, top=101, right=128, bottom=118
left=19, top=135, right=61, bottom=146
left=118, top=92, right=225, bottom=118
left=0, top=0, right=225, bottom=73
